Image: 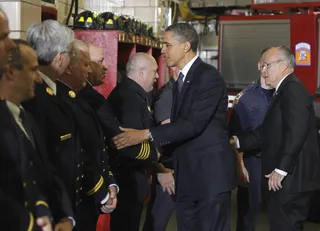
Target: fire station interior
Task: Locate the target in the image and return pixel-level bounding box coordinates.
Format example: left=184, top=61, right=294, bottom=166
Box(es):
left=2, top=0, right=320, bottom=230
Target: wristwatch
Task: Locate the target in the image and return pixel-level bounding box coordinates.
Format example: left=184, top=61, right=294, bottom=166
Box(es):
left=147, top=131, right=154, bottom=141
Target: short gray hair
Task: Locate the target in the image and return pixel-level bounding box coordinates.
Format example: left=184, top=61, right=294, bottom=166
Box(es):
left=165, top=23, right=199, bottom=52
left=27, top=20, right=74, bottom=65
left=277, top=46, right=296, bottom=69
left=69, top=39, right=89, bottom=66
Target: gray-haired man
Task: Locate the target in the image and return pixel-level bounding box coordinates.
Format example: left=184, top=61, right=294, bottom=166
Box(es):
left=22, top=19, right=76, bottom=231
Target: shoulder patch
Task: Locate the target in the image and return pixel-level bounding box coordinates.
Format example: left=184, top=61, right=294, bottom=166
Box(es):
left=234, top=92, right=243, bottom=105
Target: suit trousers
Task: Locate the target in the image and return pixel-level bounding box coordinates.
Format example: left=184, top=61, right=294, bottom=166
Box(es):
left=267, top=191, right=312, bottom=231
left=142, top=176, right=175, bottom=231
left=237, top=156, right=262, bottom=231
left=176, top=191, right=231, bottom=231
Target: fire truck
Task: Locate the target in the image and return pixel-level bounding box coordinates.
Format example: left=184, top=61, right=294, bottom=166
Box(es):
left=190, top=0, right=320, bottom=113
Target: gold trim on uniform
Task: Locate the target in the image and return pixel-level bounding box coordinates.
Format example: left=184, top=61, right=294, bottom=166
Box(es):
left=136, top=141, right=150, bottom=160
left=27, top=213, right=34, bottom=231
left=86, top=176, right=104, bottom=196
left=68, top=90, right=76, bottom=98
left=60, top=133, right=72, bottom=141
left=46, top=87, right=54, bottom=96
left=36, top=200, right=49, bottom=208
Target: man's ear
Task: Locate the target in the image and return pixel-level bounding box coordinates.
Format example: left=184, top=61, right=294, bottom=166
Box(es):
left=184, top=41, right=192, bottom=53
left=64, top=65, right=72, bottom=75
left=4, top=64, right=15, bottom=81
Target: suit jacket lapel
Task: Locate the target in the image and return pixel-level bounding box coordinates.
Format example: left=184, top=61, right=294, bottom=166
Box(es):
left=263, top=73, right=296, bottom=123
left=174, top=58, right=202, bottom=119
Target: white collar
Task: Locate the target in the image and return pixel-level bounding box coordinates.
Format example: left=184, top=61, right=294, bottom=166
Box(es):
left=6, top=100, right=22, bottom=121
left=40, top=72, right=57, bottom=95
left=275, top=72, right=292, bottom=92
left=180, top=55, right=199, bottom=82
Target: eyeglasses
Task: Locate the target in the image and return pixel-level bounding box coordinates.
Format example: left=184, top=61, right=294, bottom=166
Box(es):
left=261, top=60, right=283, bottom=70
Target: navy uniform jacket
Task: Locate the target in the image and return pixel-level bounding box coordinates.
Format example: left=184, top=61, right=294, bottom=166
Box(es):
left=107, top=77, right=158, bottom=201
left=0, top=100, right=71, bottom=230
left=79, top=82, right=121, bottom=139
left=23, top=81, right=105, bottom=209
left=56, top=81, right=116, bottom=205
left=229, top=82, right=274, bottom=157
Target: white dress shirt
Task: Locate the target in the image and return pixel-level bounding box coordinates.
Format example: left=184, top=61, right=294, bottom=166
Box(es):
left=40, top=72, right=57, bottom=95
left=6, top=101, right=31, bottom=140
left=180, top=55, right=199, bottom=82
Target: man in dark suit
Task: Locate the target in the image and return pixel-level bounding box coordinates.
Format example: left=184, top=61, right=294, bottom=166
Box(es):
left=231, top=46, right=320, bottom=231
left=57, top=40, right=119, bottom=230
left=0, top=39, right=75, bottom=231
left=113, top=23, right=237, bottom=231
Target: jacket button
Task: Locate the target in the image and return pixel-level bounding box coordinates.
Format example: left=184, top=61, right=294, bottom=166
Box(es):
left=29, top=161, right=33, bottom=166
left=23, top=182, right=27, bottom=188
left=33, top=181, right=36, bottom=185
left=103, top=169, right=106, bottom=172
left=24, top=201, right=28, bottom=207
left=80, top=187, right=83, bottom=191
left=81, top=174, right=84, bottom=178
left=77, top=177, right=80, bottom=181
left=77, top=164, right=80, bottom=168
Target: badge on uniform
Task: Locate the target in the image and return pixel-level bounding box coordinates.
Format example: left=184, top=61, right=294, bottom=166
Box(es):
left=68, top=90, right=76, bottom=98
left=46, top=87, right=54, bottom=96
left=234, top=92, right=243, bottom=105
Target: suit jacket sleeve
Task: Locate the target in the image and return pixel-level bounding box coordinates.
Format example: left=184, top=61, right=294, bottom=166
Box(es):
left=108, top=92, right=158, bottom=162
left=150, top=68, right=226, bottom=145
left=277, top=82, right=313, bottom=173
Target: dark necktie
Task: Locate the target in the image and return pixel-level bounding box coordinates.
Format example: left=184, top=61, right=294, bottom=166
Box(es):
left=177, top=72, right=184, bottom=93
left=19, top=109, right=36, bottom=148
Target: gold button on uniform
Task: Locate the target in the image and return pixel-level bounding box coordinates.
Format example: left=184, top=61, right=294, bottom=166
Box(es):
left=23, top=182, right=27, bottom=188
left=24, top=201, right=28, bottom=207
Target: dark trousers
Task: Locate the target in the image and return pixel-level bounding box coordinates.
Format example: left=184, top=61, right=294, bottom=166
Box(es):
left=176, top=191, right=231, bottom=231
left=267, top=191, right=312, bottom=231
left=143, top=178, right=175, bottom=231
left=110, top=189, right=143, bottom=231
left=237, top=156, right=262, bottom=231
left=75, top=197, right=99, bottom=231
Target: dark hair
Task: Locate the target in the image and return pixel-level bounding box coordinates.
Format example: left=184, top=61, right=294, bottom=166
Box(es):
left=165, top=23, right=199, bottom=52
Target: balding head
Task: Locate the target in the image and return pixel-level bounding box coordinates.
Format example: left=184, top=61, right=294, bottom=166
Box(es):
left=88, top=43, right=108, bottom=86
left=260, top=46, right=295, bottom=88
left=126, top=53, right=159, bottom=92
